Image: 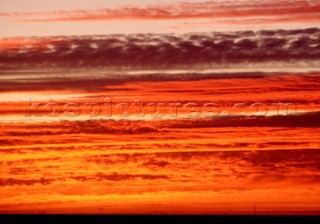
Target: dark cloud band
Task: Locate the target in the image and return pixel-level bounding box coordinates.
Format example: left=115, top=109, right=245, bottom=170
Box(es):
left=0, top=28, right=319, bottom=70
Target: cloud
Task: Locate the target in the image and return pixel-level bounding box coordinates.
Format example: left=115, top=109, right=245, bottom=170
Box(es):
left=0, top=0, right=319, bottom=23
left=0, top=28, right=319, bottom=71
left=0, top=177, right=54, bottom=186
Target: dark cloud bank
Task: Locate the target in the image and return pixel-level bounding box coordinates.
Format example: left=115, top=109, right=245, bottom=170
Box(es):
left=0, top=28, right=319, bottom=70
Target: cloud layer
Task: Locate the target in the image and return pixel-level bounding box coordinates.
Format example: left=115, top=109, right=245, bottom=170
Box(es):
left=0, top=28, right=319, bottom=70
left=1, top=0, right=319, bottom=23
left=1, top=0, right=319, bottom=38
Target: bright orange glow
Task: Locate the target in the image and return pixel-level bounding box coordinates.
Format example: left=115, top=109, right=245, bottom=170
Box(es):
left=0, top=72, right=319, bottom=214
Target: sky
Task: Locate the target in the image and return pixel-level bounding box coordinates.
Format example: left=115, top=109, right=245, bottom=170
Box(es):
left=0, top=0, right=319, bottom=37
left=0, top=0, right=320, bottom=215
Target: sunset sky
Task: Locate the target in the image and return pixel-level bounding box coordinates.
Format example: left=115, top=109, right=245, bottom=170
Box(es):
left=0, top=0, right=319, bottom=37
left=0, top=0, right=319, bottom=215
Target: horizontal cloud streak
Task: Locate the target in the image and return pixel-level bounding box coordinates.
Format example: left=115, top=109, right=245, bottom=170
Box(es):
left=0, top=28, right=319, bottom=70
left=0, top=0, right=319, bottom=23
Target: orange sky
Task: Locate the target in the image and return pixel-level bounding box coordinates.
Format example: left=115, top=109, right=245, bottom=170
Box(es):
left=0, top=70, right=319, bottom=214
left=0, top=0, right=320, bottom=215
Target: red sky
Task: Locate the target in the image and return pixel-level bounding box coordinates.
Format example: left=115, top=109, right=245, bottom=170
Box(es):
left=0, top=0, right=320, bottom=215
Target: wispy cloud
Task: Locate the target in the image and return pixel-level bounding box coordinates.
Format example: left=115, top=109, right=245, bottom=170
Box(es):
left=0, top=0, right=319, bottom=23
